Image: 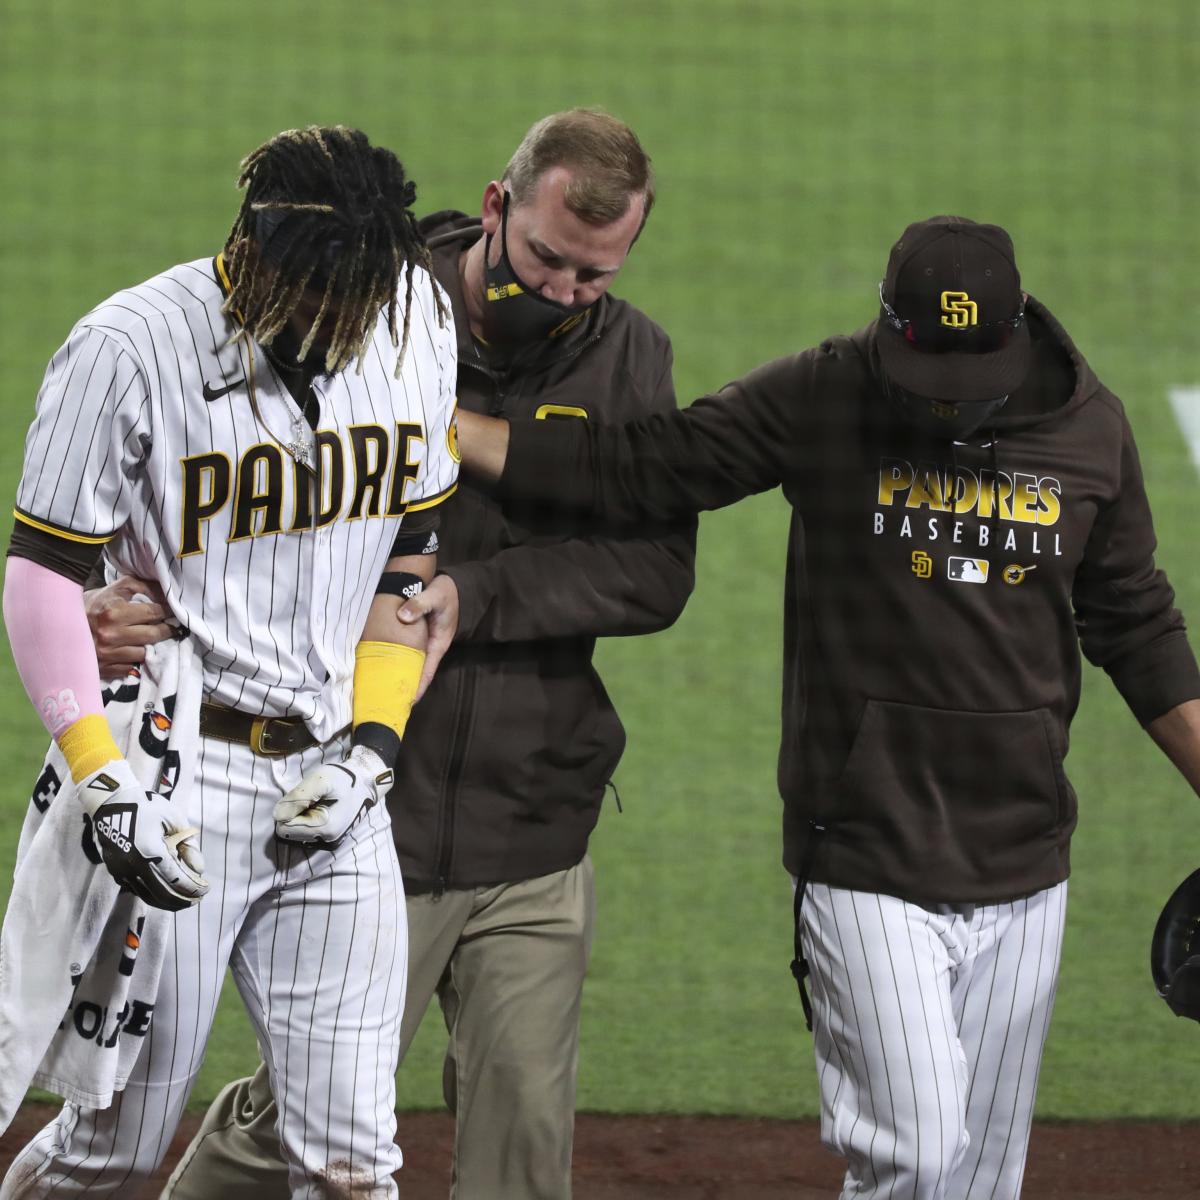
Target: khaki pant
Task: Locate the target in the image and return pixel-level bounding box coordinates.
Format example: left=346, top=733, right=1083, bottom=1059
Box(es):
left=162, top=856, right=595, bottom=1200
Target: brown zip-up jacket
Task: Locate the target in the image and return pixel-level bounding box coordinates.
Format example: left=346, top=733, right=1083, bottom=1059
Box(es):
left=497, top=298, right=1200, bottom=903
left=389, top=212, right=696, bottom=893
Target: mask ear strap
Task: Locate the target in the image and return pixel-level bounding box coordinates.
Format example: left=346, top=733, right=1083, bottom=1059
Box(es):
left=481, top=189, right=512, bottom=272
left=498, top=189, right=515, bottom=261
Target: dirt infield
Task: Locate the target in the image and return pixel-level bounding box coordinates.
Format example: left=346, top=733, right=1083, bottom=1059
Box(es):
left=3, top=1104, right=1199, bottom=1197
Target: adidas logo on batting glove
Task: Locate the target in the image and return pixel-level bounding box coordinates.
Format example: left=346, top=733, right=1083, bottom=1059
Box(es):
left=81, top=760, right=209, bottom=911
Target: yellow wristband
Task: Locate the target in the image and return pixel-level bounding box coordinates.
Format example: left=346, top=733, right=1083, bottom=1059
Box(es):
left=353, top=641, right=426, bottom=740
left=58, top=714, right=122, bottom=783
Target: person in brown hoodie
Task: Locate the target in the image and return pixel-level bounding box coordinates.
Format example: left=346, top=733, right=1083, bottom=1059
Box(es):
left=433, top=216, right=1200, bottom=1199
left=83, top=111, right=695, bottom=1200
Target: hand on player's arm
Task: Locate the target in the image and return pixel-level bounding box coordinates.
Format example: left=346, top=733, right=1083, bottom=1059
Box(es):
left=274, top=551, right=437, bottom=846
left=85, top=574, right=174, bottom=678
left=396, top=574, right=458, bottom=702
left=4, top=556, right=207, bottom=909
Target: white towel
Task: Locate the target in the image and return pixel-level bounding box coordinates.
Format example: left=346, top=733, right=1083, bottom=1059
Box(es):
left=0, top=634, right=201, bottom=1131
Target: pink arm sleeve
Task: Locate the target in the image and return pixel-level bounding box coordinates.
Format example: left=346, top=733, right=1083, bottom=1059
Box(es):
left=3, top=556, right=106, bottom=738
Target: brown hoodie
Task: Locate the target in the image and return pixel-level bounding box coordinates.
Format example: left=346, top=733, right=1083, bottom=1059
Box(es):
left=388, top=212, right=696, bottom=893
left=498, top=298, right=1200, bottom=902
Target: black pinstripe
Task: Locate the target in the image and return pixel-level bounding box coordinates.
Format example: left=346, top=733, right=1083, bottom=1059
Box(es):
left=298, top=866, right=337, bottom=1168
left=959, top=904, right=1008, bottom=1142
left=963, top=900, right=1028, bottom=1192
left=902, top=909, right=945, bottom=1198
left=328, top=828, right=366, bottom=1175
left=986, top=898, right=1049, bottom=1197
left=849, top=892, right=900, bottom=1195
left=826, top=887, right=882, bottom=1194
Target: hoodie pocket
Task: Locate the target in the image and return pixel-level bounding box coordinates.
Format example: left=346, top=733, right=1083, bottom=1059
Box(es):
left=829, top=700, right=1074, bottom=896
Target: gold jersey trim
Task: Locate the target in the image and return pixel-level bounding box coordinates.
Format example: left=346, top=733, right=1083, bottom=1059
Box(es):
left=13, top=509, right=115, bottom=545
left=214, top=252, right=232, bottom=297
left=405, top=481, right=458, bottom=512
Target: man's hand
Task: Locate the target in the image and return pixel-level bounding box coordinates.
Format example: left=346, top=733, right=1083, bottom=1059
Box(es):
left=397, top=574, right=459, bottom=701
left=80, top=760, right=209, bottom=911
left=274, top=745, right=394, bottom=846
left=84, top=576, right=174, bottom=679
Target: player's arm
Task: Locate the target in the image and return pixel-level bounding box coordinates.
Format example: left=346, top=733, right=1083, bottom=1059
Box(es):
left=273, top=524, right=440, bottom=845
left=456, top=349, right=814, bottom=523
left=350, top=546, right=436, bottom=754
left=4, top=541, right=207, bottom=910
left=3, top=324, right=207, bottom=909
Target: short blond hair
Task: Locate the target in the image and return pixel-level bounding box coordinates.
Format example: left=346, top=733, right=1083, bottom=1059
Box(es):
left=503, top=108, right=655, bottom=228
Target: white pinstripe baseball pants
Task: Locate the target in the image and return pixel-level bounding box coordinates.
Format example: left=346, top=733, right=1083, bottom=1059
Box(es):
left=1, top=734, right=407, bottom=1200
left=800, top=881, right=1067, bottom=1200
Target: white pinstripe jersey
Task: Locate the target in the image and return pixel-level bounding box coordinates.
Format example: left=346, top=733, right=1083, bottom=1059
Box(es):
left=15, top=256, right=459, bottom=740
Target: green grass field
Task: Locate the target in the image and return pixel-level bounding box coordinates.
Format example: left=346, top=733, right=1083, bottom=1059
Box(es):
left=1, top=0, right=1199, bottom=1120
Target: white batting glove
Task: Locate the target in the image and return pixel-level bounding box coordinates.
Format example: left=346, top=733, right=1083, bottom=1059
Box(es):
left=273, top=745, right=394, bottom=846
left=80, top=760, right=209, bottom=912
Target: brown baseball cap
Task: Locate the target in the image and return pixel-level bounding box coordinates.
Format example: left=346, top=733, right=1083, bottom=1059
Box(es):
left=876, top=216, right=1030, bottom=402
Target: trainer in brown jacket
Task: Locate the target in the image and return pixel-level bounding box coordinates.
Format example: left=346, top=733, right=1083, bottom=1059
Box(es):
left=436, top=216, right=1200, bottom=1200
left=88, top=111, right=695, bottom=1200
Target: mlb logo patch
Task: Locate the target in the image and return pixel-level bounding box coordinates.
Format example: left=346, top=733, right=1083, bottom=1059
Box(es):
left=947, top=557, right=989, bottom=584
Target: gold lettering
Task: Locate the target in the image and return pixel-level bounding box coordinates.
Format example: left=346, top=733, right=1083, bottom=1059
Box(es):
left=347, top=424, right=389, bottom=521
left=230, top=444, right=284, bottom=542
left=877, top=458, right=914, bottom=506
left=315, top=431, right=344, bottom=528
left=977, top=472, right=1013, bottom=520
left=386, top=422, right=424, bottom=515
left=290, top=459, right=315, bottom=531
left=906, top=464, right=948, bottom=511
left=179, top=453, right=232, bottom=557
left=1009, top=473, right=1040, bottom=525
left=947, top=468, right=979, bottom=515
left=1037, top=477, right=1062, bottom=526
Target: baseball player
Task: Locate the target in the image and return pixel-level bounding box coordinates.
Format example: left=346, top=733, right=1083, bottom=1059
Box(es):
left=440, top=216, right=1200, bottom=1199
left=0, top=125, right=458, bottom=1197
left=87, top=109, right=695, bottom=1200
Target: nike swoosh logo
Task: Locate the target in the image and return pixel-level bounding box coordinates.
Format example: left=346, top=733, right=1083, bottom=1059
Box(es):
left=202, top=377, right=246, bottom=401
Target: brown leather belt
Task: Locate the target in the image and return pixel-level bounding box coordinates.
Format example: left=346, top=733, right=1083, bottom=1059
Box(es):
left=199, top=701, right=320, bottom=757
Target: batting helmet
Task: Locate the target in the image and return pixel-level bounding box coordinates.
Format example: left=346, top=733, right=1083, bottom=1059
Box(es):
left=1151, top=868, right=1200, bottom=1020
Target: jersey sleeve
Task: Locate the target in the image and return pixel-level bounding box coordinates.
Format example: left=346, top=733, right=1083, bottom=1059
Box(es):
left=403, top=279, right=460, bottom=515
left=14, top=323, right=151, bottom=545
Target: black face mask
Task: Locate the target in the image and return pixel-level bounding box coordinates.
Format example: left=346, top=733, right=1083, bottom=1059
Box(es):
left=482, top=192, right=591, bottom=348
left=264, top=324, right=307, bottom=368
left=884, top=376, right=1009, bottom=441
left=261, top=322, right=335, bottom=380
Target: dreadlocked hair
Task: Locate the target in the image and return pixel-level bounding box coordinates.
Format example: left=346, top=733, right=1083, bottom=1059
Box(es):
left=222, top=125, right=446, bottom=377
